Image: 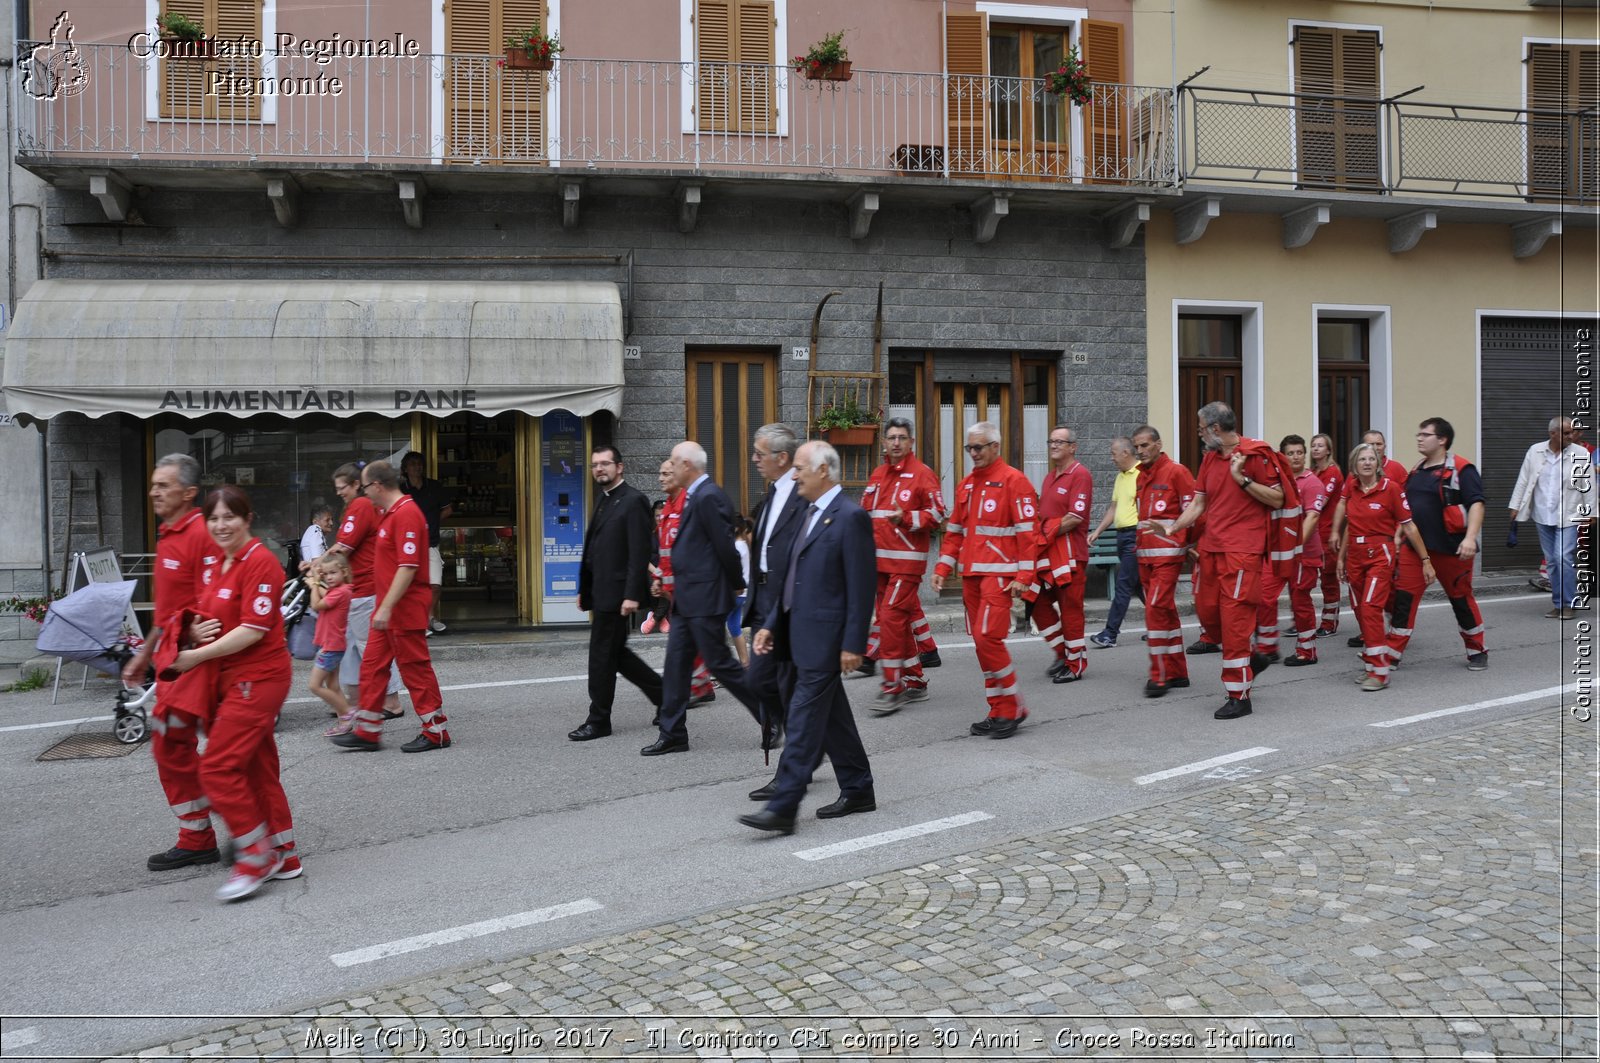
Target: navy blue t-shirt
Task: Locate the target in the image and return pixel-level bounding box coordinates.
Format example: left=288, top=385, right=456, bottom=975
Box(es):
left=1405, top=459, right=1485, bottom=555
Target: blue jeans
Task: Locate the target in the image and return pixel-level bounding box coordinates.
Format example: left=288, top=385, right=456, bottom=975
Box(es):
left=1101, top=527, right=1144, bottom=639
left=1536, top=522, right=1579, bottom=607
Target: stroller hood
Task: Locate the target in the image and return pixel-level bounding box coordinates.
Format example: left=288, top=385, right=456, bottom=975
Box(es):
left=36, top=580, right=139, bottom=674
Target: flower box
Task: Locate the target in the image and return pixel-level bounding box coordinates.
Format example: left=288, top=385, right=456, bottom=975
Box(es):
left=162, top=37, right=216, bottom=60
left=800, top=61, right=853, bottom=82
left=823, top=425, right=877, bottom=447
left=504, top=49, right=555, bottom=71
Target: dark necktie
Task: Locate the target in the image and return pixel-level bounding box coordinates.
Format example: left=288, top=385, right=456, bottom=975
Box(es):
left=755, top=484, right=776, bottom=569
left=781, top=504, right=818, bottom=611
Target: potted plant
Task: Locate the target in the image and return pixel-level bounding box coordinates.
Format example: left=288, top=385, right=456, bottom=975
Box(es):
left=793, top=30, right=852, bottom=82
left=156, top=10, right=214, bottom=60
left=505, top=23, right=562, bottom=71
left=1044, top=45, right=1093, bottom=105
left=815, top=395, right=878, bottom=446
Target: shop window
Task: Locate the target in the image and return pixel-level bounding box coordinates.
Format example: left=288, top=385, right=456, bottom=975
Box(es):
left=158, top=0, right=264, bottom=121
left=1293, top=25, right=1381, bottom=191
left=1317, top=317, right=1370, bottom=469
left=1527, top=42, right=1600, bottom=203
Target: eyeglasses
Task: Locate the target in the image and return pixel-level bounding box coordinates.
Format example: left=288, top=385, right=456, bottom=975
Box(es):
left=358, top=481, right=376, bottom=493
left=1048, top=439, right=1073, bottom=448
left=964, top=442, right=996, bottom=454
left=751, top=449, right=772, bottom=460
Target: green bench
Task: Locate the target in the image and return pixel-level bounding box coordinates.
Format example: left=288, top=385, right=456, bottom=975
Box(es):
left=1084, top=528, right=1122, bottom=599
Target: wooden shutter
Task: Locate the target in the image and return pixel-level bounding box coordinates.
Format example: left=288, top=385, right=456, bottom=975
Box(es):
left=1528, top=43, right=1600, bottom=202
left=445, top=0, right=547, bottom=162
left=695, top=0, right=773, bottom=134
left=212, top=0, right=261, bottom=121
left=1293, top=26, right=1379, bottom=191
left=1081, top=19, right=1124, bottom=182
left=736, top=0, right=775, bottom=135
left=158, top=0, right=209, bottom=119
left=945, top=12, right=988, bottom=174
left=696, top=0, right=733, bottom=131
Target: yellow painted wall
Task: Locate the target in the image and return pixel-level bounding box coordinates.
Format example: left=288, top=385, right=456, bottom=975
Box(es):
left=1143, top=212, right=1600, bottom=461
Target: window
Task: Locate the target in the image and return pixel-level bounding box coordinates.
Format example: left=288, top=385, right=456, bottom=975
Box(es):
left=1527, top=43, right=1599, bottom=203
left=694, top=0, right=776, bottom=134
left=989, top=23, right=1071, bottom=176
left=446, top=0, right=550, bottom=162
left=685, top=350, right=777, bottom=517
left=1317, top=318, right=1370, bottom=469
left=158, top=0, right=263, bottom=121
left=1177, top=315, right=1243, bottom=477
left=1293, top=25, right=1381, bottom=191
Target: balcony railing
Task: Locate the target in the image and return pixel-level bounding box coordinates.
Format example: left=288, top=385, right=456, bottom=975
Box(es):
left=1183, top=85, right=1598, bottom=203
left=14, top=43, right=1176, bottom=186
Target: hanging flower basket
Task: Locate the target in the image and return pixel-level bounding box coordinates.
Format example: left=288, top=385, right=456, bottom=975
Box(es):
left=822, top=425, right=878, bottom=447
left=1044, top=45, right=1093, bottom=105
left=503, top=49, right=554, bottom=71
left=801, top=60, right=852, bottom=82
left=794, top=31, right=852, bottom=83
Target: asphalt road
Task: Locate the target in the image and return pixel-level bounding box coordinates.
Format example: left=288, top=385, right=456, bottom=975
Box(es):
left=0, top=590, right=1584, bottom=1060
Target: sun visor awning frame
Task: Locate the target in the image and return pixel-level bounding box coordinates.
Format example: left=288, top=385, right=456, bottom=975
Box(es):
left=0, top=279, right=626, bottom=423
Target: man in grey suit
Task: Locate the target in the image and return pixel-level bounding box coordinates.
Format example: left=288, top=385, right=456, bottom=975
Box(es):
left=741, top=441, right=877, bottom=835
left=743, top=423, right=808, bottom=758
left=570, top=445, right=663, bottom=741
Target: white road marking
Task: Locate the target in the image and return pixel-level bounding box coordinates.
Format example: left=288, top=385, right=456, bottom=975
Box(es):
left=792, top=811, right=993, bottom=862
left=329, top=898, right=603, bottom=968
left=1370, top=685, right=1572, bottom=728
left=1, top=1027, right=42, bottom=1052
left=1135, top=747, right=1277, bottom=786
left=284, top=672, right=587, bottom=706
left=0, top=714, right=109, bottom=734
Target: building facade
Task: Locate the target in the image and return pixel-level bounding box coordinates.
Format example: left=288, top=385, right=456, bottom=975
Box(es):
left=2, top=0, right=1160, bottom=646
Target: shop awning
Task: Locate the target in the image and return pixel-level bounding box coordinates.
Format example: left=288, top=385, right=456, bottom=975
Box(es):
left=1, top=279, right=626, bottom=422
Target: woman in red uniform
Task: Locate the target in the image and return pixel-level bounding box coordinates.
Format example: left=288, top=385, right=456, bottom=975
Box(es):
left=1337, top=445, right=1432, bottom=692
left=1309, top=433, right=1344, bottom=636
left=168, top=485, right=299, bottom=902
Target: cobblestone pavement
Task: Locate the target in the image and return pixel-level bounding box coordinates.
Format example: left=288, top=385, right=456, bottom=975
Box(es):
left=104, top=711, right=1596, bottom=1061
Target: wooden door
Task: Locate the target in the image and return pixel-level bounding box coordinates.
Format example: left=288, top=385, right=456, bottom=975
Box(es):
left=935, top=381, right=1012, bottom=504
left=685, top=350, right=777, bottom=517
left=446, top=0, right=548, bottom=162
left=1177, top=314, right=1244, bottom=477
left=1317, top=317, right=1370, bottom=469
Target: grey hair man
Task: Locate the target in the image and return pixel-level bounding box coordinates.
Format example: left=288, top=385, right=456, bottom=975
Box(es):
left=743, top=423, right=809, bottom=765
left=1086, top=436, right=1144, bottom=648
left=1508, top=415, right=1592, bottom=618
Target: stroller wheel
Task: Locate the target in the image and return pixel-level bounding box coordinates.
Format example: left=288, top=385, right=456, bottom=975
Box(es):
left=113, top=710, right=148, bottom=745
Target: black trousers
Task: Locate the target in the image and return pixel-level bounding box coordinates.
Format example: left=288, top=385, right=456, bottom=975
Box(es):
left=765, top=661, right=873, bottom=818
left=743, top=577, right=792, bottom=733
left=656, top=613, right=759, bottom=742
left=586, top=610, right=663, bottom=725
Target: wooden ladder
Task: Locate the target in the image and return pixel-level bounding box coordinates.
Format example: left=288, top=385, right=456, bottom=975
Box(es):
left=60, top=468, right=105, bottom=592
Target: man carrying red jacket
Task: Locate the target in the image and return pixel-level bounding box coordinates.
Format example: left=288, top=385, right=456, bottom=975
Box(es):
left=1130, top=426, right=1196, bottom=698
left=931, top=422, right=1040, bottom=740
left=1157, top=402, right=1300, bottom=721
left=861, top=417, right=946, bottom=714
left=1031, top=427, right=1094, bottom=683
left=331, top=461, right=452, bottom=752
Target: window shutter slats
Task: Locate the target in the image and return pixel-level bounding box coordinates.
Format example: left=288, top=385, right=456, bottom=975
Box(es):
left=1336, top=30, right=1379, bottom=188
left=158, top=0, right=210, bottom=120
left=1081, top=19, right=1125, bottom=182
left=1527, top=43, right=1599, bottom=203
left=1294, top=26, right=1379, bottom=191
left=736, top=0, right=775, bottom=134
left=212, top=0, right=261, bottom=120
left=945, top=12, right=988, bottom=174
left=445, top=0, right=547, bottom=163
left=696, top=0, right=733, bottom=131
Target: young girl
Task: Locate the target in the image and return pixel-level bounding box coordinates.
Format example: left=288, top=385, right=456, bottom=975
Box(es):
left=308, top=553, right=355, bottom=735
left=728, top=515, right=753, bottom=666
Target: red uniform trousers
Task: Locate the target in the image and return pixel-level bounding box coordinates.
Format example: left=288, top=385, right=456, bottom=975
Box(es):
left=963, top=576, right=1023, bottom=721
left=1189, top=563, right=1221, bottom=645
left=355, top=626, right=449, bottom=744
left=1346, top=544, right=1396, bottom=683
left=1256, top=559, right=1321, bottom=660
left=198, top=672, right=295, bottom=868
left=1140, top=563, right=1189, bottom=685
left=871, top=573, right=928, bottom=695
left=1032, top=576, right=1087, bottom=678
left=1194, top=551, right=1263, bottom=700
left=691, top=658, right=713, bottom=698
left=150, top=703, right=216, bottom=851
left=867, top=592, right=939, bottom=659
left=1318, top=528, right=1342, bottom=631
left=1386, top=548, right=1484, bottom=664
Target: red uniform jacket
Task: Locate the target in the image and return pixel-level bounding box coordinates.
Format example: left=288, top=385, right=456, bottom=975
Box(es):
left=1234, top=438, right=1304, bottom=577
left=1134, top=452, right=1196, bottom=565
left=935, top=459, right=1040, bottom=584
left=861, top=453, right=946, bottom=576
left=1037, top=462, right=1094, bottom=585
left=658, top=490, right=684, bottom=592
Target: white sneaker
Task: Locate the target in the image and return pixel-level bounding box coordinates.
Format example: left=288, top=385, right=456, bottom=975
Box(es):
left=430, top=619, right=447, bottom=633
left=215, top=854, right=283, bottom=903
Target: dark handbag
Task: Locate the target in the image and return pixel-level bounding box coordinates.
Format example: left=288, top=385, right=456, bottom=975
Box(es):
left=286, top=614, right=317, bottom=661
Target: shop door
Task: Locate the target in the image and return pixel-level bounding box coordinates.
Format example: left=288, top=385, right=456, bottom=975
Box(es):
left=446, top=0, right=549, bottom=162
left=686, top=350, right=777, bottom=518
left=433, top=411, right=522, bottom=625
left=988, top=24, right=1070, bottom=178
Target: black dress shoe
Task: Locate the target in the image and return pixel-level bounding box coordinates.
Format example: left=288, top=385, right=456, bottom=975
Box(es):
left=748, top=778, right=779, bottom=801
left=641, top=736, right=689, bottom=756
left=1214, top=697, right=1253, bottom=720
left=688, top=691, right=716, bottom=708
left=970, top=716, right=997, bottom=736
left=381, top=708, right=406, bottom=720
left=988, top=713, right=1026, bottom=740
left=568, top=722, right=611, bottom=742
left=1046, top=659, right=1067, bottom=679
left=920, top=650, right=943, bottom=669
left=1051, top=669, right=1080, bottom=684
left=1346, top=634, right=1364, bottom=647
left=1283, top=654, right=1318, bottom=667
left=147, top=846, right=220, bottom=871
left=331, top=731, right=381, bottom=751
left=761, top=724, right=784, bottom=751
left=401, top=733, right=450, bottom=753
left=1187, top=639, right=1221, bottom=654
left=1250, top=652, right=1276, bottom=674
left=737, top=809, right=795, bottom=835
left=1166, top=677, right=1191, bottom=689
left=1143, top=680, right=1169, bottom=698
left=816, top=793, right=877, bottom=819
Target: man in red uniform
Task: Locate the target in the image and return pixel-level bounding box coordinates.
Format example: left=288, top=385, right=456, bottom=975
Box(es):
left=861, top=417, right=946, bottom=713
left=322, top=463, right=403, bottom=717
left=1386, top=417, right=1488, bottom=671
left=1130, top=426, right=1195, bottom=697
left=1308, top=433, right=1344, bottom=637
left=1031, top=427, right=1093, bottom=683
left=1255, top=435, right=1332, bottom=666
left=125, top=454, right=222, bottom=871
left=331, top=461, right=452, bottom=752
left=1159, top=402, right=1289, bottom=720
left=931, top=421, right=1040, bottom=739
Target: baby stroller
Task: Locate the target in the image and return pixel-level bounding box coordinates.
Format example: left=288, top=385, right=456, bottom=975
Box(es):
left=34, top=579, right=154, bottom=744
left=281, top=571, right=316, bottom=660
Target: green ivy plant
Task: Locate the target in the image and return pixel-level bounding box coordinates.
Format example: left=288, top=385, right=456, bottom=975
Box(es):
left=156, top=11, right=206, bottom=41
left=815, top=395, right=874, bottom=431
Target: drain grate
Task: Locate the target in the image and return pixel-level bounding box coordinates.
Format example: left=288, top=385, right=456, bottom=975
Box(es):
left=38, top=731, right=142, bottom=761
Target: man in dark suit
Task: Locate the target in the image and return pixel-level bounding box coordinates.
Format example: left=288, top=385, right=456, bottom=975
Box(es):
left=570, top=445, right=663, bottom=741
left=741, top=441, right=877, bottom=834
left=643, top=441, right=761, bottom=756
left=743, top=423, right=808, bottom=760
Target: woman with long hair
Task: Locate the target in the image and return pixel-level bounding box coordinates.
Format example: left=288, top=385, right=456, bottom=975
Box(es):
left=1308, top=432, right=1344, bottom=636
left=167, top=484, right=299, bottom=902
left=1336, top=444, right=1432, bottom=692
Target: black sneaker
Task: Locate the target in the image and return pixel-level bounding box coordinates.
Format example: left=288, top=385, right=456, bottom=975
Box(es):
left=1346, top=635, right=1364, bottom=648
left=1466, top=652, right=1489, bottom=671
left=1213, top=697, right=1253, bottom=720
left=1187, top=639, right=1221, bottom=655
left=969, top=716, right=997, bottom=736
left=688, top=691, right=716, bottom=708
left=147, top=846, right=220, bottom=871
left=1250, top=652, right=1277, bottom=674
left=988, top=713, right=1026, bottom=740
left=401, top=733, right=450, bottom=753
left=1046, top=659, right=1067, bottom=679
left=1143, top=680, right=1169, bottom=699
left=330, top=731, right=380, bottom=752
left=1314, top=625, right=1338, bottom=639
left=919, top=650, right=943, bottom=669
left=1051, top=669, right=1080, bottom=684
left=1167, top=677, right=1191, bottom=689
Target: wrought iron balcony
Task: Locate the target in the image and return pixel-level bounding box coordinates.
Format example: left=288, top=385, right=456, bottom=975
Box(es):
left=13, top=44, right=1175, bottom=187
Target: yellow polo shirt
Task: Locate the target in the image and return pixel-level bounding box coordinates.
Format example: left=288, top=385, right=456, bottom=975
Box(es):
left=1113, top=467, right=1139, bottom=529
